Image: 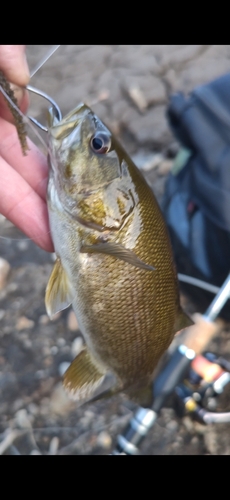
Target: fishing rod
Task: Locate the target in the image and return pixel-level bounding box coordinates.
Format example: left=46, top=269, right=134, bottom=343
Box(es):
left=112, top=274, right=230, bottom=455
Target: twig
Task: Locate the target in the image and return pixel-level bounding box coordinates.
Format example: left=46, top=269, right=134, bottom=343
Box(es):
left=0, top=430, right=23, bottom=455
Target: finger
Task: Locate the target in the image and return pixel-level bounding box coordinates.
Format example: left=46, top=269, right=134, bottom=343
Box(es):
left=0, top=45, right=30, bottom=87
left=0, top=155, right=54, bottom=253
left=0, top=116, right=48, bottom=201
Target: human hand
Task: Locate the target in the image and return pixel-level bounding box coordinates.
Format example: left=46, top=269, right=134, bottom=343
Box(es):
left=0, top=45, right=54, bottom=252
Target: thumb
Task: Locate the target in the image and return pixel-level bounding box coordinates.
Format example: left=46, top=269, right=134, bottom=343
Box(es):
left=0, top=45, right=30, bottom=87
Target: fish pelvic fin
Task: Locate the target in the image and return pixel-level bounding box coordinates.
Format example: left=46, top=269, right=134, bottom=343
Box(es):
left=127, top=382, right=154, bottom=408
left=63, top=348, right=106, bottom=401
left=87, top=381, right=154, bottom=408
left=45, top=257, right=74, bottom=318
left=80, top=242, right=155, bottom=271
left=173, top=306, right=194, bottom=335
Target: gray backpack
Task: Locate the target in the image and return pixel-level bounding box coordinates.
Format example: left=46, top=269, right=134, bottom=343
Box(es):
left=162, top=73, right=230, bottom=316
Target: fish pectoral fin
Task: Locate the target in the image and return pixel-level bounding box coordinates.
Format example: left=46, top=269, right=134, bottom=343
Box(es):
left=173, top=307, right=194, bottom=334
left=80, top=242, right=155, bottom=271
left=45, top=257, right=74, bottom=318
left=63, top=349, right=105, bottom=401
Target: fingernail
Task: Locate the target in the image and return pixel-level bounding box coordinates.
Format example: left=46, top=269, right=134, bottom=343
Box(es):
left=22, top=53, right=30, bottom=82
left=10, top=83, right=26, bottom=106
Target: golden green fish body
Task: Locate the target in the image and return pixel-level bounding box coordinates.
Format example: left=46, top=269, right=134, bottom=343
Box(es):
left=46, top=103, right=189, bottom=404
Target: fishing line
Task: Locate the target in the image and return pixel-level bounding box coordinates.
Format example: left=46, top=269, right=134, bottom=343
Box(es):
left=178, top=273, right=220, bottom=295
left=30, top=45, right=61, bottom=79
left=0, top=47, right=228, bottom=300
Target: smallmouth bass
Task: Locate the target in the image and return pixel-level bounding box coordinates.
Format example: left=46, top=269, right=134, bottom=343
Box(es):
left=45, top=103, right=192, bottom=407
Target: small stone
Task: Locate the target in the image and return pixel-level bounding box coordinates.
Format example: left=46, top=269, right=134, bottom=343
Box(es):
left=127, top=86, right=147, bottom=112
left=50, top=345, right=58, bottom=355
left=27, top=403, right=39, bottom=416
left=204, top=428, right=218, bottom=455
left=193, top=421, right=207, bottom=435
left=22, top=339, right=32, bottom=349
left=164, top=68, right=178, bottom=93
left=71, top=336, right=83, bottom=357
left=0, top=257, right=11, bottom=290
left=62, top=345, right=71, bottom=355
left=175, top=435, right=183, bottom=445
left=7, top=283, right=18, bottom=293
left=42, top=346, right=51, bottom=357
left=2, top=326, right=11, bottom=335
left=43, top=355, right=53, bottom=367
left=166, top=420, right=178, bottom=433
left=0, top=309, right=5, bottom=320
left=57, top=337, right=66, bottom=347
left=15, top=409, right=31, bottom=429
left=0, top=355, right=5, bottom=365
left=50, top=382, right=75, bottom=415
left=171, top=441, right=180, bottom=451
left=50, top=311, right=62, bottom=322
left=97, top=431, right=112, bottom=450
left=16, top=316, right=35, bottom=331
left=12, top=398, right=24, bottom=412
left=58, top=361, right=71, bottom=376
left=132, top=151, right=165, bottom=172
left=39, top=314, right=50, bottom=325
left=41, top=397, right=50, bottom=407
left=49, top=437, right=59, bottom=455
left=183, top=416, right=195, bottom=433
left=157, top=159, right=173, bottom=176
left=67, top=310, right=79, bottom=331
left=35, top=370, right=46, bottom=380
left=190, top=436, right=199, bottom=446
left=89, top=89, right=110, bottom=107
left=141, top=154, right=164, bottom=172
left=30, top=449, right=42, bottom=455
left=17, top=240, right=29, bottom=251
left=80, top=410, right=95, bottom=427
left=124, top=105, right=172, bottom=148
left=122, top=74, right=166, bottom=109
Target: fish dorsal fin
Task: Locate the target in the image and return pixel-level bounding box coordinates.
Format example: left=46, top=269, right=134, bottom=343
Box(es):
left=63, top=349, right=105, bottom=401
left=173, top=307, right=194, bottom=334
left=80, top=242, right=155, bottom=271
left=45, top=257, right=74, bottom=318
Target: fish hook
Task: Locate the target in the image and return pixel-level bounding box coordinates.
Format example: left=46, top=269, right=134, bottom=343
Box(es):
left=26, top=85, right=62, bottom=132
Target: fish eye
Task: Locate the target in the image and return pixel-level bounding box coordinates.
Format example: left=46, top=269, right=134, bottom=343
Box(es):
left=90, top=132, right=111, bottom=154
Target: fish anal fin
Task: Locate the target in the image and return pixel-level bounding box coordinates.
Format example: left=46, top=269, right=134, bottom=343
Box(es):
left=63, top=349, right=105, bottom=401
left=173, top=307, right=194, bottom=335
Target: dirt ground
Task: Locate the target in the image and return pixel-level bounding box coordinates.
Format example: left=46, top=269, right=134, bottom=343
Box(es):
left=1, top=45, right=230, bottom=455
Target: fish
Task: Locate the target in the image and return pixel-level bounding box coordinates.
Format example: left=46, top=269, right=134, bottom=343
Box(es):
left=0, top=70, right=29, bottom=155
left=44, top=102, right=192, bottom=407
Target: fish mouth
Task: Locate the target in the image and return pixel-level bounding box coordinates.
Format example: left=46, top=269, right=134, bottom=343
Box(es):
left=50, top=103, right=91, bottom=139
left=61, top=103, right=90, bottom=123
